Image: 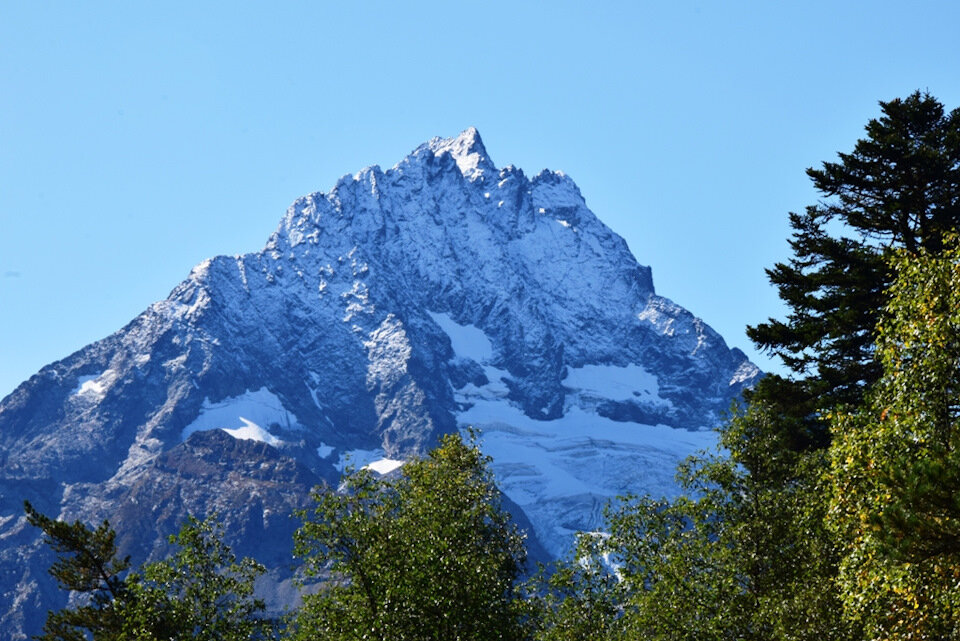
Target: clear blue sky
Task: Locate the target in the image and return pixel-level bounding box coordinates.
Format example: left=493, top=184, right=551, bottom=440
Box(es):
left=2, top=1, right=959, bottom=398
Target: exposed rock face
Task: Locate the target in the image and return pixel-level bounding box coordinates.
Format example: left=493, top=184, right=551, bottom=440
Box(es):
left=0, top=128, right=760, bottom=639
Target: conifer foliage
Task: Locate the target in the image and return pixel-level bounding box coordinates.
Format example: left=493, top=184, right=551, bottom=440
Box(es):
left=24, top=501, right=132, bottom=641
left=25, top=506, right=272, bottom=641
left=748, top=91, right=960, bottom=422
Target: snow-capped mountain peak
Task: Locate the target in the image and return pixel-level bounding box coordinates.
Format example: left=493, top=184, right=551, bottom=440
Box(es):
left=0, top=130, right=760, bottom=638
left=423, top=126, right=495, bottom=181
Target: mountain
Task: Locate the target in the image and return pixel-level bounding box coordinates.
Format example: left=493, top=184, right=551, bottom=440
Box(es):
left=0, top=128, right=760, bottom=638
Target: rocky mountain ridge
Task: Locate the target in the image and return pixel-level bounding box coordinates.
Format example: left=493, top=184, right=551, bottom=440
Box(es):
left=0, top=128, right=759, bottom=638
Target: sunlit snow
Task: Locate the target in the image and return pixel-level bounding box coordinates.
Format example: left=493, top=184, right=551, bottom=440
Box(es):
left=72, top=370, right=117, bottom=399
left=222, top=418, right=282, bottom=445
left=74, top=376, right=101, bottom=395
left=428, top=312, right=493, bottom=363
left=365, top=458, right=405, bottom=475
left=334, top=448, right=384, bottom=472
left=428, top=127, right=490, bottom=181
left=464, top=399, right=715, bottom=556
left=430, top=312, right=715, bottom=557
left=730, top=360, right=762, bottom=386
left=334, top=448, right=404, bottom=475
left=181, top=388, right=297, bottom=445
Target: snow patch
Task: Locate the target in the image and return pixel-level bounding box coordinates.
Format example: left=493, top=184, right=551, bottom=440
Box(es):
left=457, top=397, right=715, bottom=557
left=306, top=371, right=330, bottom=412
left=335, top=448, right=384, bottom=472
left=181, top=388, right=297, bottom=445
left=223, top=418, right=282, bottom=446
left=365, top=458, right=405, bottom=475
left=334, top=449, right=405, bottom=475
left=72, top=370, right=117, bottom=399
left=73, top=375, right=100, bottom=395
left=428, top=311, right=494, bottom=364
left=563, top=364, right=665, bottom=403
left=316, top=443, right=335, bottom=458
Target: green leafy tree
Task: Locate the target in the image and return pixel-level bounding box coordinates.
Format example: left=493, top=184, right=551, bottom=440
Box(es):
left=829, top=244, right=960, bottom=639
left=119, top=516, right=273, bottom=641
left=528, top=532, right=623, bottom=641
left=748, top=91, right=960, bottom=439
left=540, top=404, right=852, bottom=641
left=26, top=505, right=272, bottom=641
left=291, top=433, right=528, bottom=641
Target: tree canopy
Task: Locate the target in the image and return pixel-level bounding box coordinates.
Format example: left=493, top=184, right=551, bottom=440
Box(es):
left=829, top=243, right=960, bottom=639
left=119, top=516, right=273, bottom=641
left=26, top=506, right=272, bottom=641
left=538, top=403, right=851, bottom=641
left=25, top=501, right=132, bottom=641
left=291, top=432, right=528, bottom=641
left=748, top=91, right=960, bottom=429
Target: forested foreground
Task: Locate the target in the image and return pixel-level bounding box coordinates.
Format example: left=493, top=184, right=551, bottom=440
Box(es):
left=27, top=91, right=960, bottom=640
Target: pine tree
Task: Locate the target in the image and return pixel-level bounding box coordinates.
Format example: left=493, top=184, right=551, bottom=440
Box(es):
left=748, top=91, right=960, bottom=435
left=24, top=501, right=132, bottom=641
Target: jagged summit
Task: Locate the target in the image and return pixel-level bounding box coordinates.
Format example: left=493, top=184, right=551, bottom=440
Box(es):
left=0, top=131, right=760, bottom=639
left=422, top=126, right=495, bottom=181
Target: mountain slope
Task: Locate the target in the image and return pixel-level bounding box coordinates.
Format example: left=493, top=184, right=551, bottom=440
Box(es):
left=0, top=128, right=759, bottom=638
